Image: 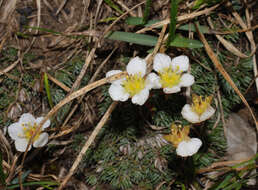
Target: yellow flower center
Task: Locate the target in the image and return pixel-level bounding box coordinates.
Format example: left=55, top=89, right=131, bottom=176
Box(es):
left=22, top=122, right=40, bottom=142
left=159, top=67, right=181, bottom=88
left=191, top=94, right=212, bottom=116
left=123, top=73, right=146, bottom=96
left=163, top=124, right=190, bottom=147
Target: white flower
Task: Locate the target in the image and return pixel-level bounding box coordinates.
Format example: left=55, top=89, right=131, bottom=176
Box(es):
left=106, top=57, right=155, bottom=106
left=176, top=138, right=202, bottom=157
left=163, top=124, right=202, bottom=157
left=8, top=113, right=50, bottom=152
left=151, top=53, right=195, bottom=94
left=181, top=94, right=215, bottom=123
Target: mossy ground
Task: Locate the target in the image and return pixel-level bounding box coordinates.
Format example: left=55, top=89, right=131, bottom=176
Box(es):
left=0, top=0, right=257, bottom=189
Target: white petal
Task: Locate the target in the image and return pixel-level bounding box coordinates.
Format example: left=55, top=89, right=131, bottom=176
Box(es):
left=153, top=53, right=171, bottom=72
left=145, top=73, right=162, bottom=89
left=163, top=86, right=181, bottom=94
left=176, top=138, right=202, bottom=157
left=200, top=106, right=215, bottom=122
left=181, top=104, right=200, bottom=123
left=171, top=55, right=189, bottom=72
left=106, top=70, right=124, bottom=85
left=36, top=117, right=51, bottom=129
left=179, top=73, right=195, bottom=87
left=126, top=57, right=146, bottom=76
left=108, top=83, right=130, bottom=102
left=8, top=122, right=23, bottom=140
left=19, top=113, right=35, bottom=124
left=131, top=89, right=149, bottom=105
left=15, top=138, right=31, bottom=152
left=106, top=70, right=122, bottom=78
left=33, top=133, right=49, bottom=148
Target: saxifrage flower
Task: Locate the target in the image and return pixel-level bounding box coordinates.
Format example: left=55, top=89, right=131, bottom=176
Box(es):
left=163, top=124, right=202, bottom=157
left=106, top=57, right=156, bottom=106
left=150, top=53, right=195, bottom=94
left=8, top=113, right=50, bottom=152
left=181, top=94, right=215, bottom=123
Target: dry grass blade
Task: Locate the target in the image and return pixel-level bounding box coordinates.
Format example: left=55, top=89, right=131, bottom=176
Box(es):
left=197, top=155, right=255, bottom=174
left=58, top=102, right=118, bottom=190
left=19, top=72, right=127, bottom=185
left=207, top=17, right=248, bottom=58
left=55, top=0, right=68, bottom=16
left=194, top=23, right=258, bottom=131
left=212, top=24, right=258, bottom=35
left=136, top=3, right=220, bottom=34
left=47, top=74, right=70, bottom=92
left=228, top=1, right=258, bottom=93
left=0, top=0, right=17, bottom=22
left=0, top=58, right=21, bottom=77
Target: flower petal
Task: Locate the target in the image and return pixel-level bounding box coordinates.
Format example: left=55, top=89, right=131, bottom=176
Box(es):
left=15, top=138, right=31, bottom=152
left=126, top=57, right=146, bottom=76
left=179, top=73, right=195, bottom=87
left=163, top=86, right=181, bottom=94
left=33, top=132, right=49, bottom=148
left=171, top=55, right=189, bottom=72
left=153, top=53, right=171, bottom=72
left=200, top=106, right=215, bottom=122
left=19, top=113, right=35, bottom=124
left=36, top=117, right=51, bottom=129
left=176, top=138, right=202, bottom=157
left=145, top=72, right=162, bottom=89
left=131, top=89, right=149, bottom=105
left=181, top=104, right=200, bottom=123
left=106, top=70, right=124, bottom=85
left=8, top=122, right=23, bottom=140
left=108, top=83, right=130, bottom=102
left=106, top=70, right=122, bottom=78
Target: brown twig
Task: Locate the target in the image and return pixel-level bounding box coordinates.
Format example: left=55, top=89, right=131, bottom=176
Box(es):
left=136, top=3, right=221, bottom=34
left=194, top=22, right=258, bottom=131
left=58, top=102, right=118, bottom=190
left=207, top=17, right=249, bottom=58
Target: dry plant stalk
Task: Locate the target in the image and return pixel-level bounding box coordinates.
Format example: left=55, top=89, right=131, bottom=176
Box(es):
left=194, top=23, right=258, bottom=130
left=137, top=3, right=220, bottom=34
left=197, top=155, right=255, bottom=174
left=58, top=102, right=118, bottom=190
left=19, top=2, right=145, bottom=187
left=228, top=1, right=258, bottom=93
left=207, top=17, right=248, bottom=58
left=19, top=72, right=126, bottom=183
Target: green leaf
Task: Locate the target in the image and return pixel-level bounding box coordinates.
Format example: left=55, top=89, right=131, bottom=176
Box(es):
left=24, top=26, right=61, bottom=35
left=44, top=73, right=54, bottom=108
left=193, top=0, right=205, bottom=9
left=106, top=31, right=157, bottom=46
left=167, top=0, right=178, bottom=46
left=99, top=17, right=118, bottom=23
left=232, top=153, right=258, bottom=169
left=104, top=0, right=123, bottom=14
left=10, top=170, right=31, bottom=185
left=178, top=23, right=210, bottom=33
left=7, top=181, right=58, bottom=189
left=213, top=174, right=234, bottom=190
left=125, top=17, right=160, bottom=26
left=143, top=0, right=152, bottom=24
left=169, top=35, right=203, bottom=48
left=106, top=31, right=203, bottom=48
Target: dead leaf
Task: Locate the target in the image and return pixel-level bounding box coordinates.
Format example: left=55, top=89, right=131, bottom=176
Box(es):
left=225, top=112, right=257, bottom=185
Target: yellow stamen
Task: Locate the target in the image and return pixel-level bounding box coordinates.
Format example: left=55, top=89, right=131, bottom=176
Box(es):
left=123, top=73, right=146, bottom=96
left=191, top=94, right=213, bottom=116
left=159, top=67, right=181, bottom=88
left=163, top=124, right=190, bottom=147
left=22, top=122, right=40, bottom=142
